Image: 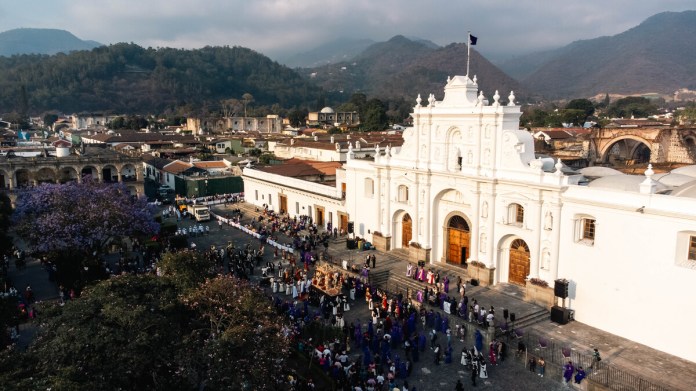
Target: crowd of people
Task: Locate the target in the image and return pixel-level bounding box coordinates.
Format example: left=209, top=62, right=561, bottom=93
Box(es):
left=3, top=198, right=606, bottom=391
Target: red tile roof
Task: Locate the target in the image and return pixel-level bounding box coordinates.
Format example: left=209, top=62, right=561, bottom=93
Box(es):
left=163, top=160, right=193, bottom=174
left=256, top=158, right=342, bottom=178
left=193, top=161, right=227, bottom=169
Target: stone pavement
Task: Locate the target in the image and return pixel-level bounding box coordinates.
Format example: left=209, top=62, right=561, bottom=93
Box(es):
left=7, top=201, right=695, bottom=390
left=216, top=202, right=695, bottom=391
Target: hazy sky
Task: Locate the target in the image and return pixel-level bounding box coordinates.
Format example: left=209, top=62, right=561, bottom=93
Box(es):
left=1, top=0, right=693, bottom=62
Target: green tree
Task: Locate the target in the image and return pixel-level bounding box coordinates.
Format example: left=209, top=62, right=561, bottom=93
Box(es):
left=242, top=93, right=254, bottom=118
left=606, top=96, right=658, bottom=118
left=19, top=275, right=189, bottom=390
left=336, top=102, right=359, bottom=113
left=157, top=250, right=217, bottom=291
left=42, top=112, right=59, bottom=128
left=597, top=93, right=611, bottom=108
left=258, top=153, right=276, bottom=164
left=108, top=116, right=126, bottom=129
left=288, top=108, right=308, bottom=127
left=0, top=192, right=12, bottom=256
left=361, top=98, right=388, bottom=131
left=182, top=276, right=291, bottom=390
left=559, top=109, right=587, bottom=126
left=1, top=269, right=293, bottom=390
left=565, top=99, right=595, bottom=118
left=676, top=105, right=696, bottom=125
left=349, top=93, right=367, bottom=113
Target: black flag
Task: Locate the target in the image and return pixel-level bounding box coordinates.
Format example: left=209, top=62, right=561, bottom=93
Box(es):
left=470, top=35, right=478, bottom=45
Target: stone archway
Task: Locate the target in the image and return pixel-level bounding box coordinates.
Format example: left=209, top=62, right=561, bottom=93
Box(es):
left=102, top=164, right=118, bottom=183
left=35, top=167, right=57, bottom=184
left=599, top=135, right=652, bottom=164
left=58, top=167, right=79, bottom=183
left=15, top=169, right=32, bottom=187
left=81, top=165, right=98, bottom=181
left=120, top=163, right=138, bottom=182
left=0, top=169, right=8, bottom=189
left=446, top=215, right=470, bottom=267
left=508, top=238, right=530, bottom=286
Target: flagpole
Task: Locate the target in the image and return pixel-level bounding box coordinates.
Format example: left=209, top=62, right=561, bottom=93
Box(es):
left=467, top=31, right=471, bottom=77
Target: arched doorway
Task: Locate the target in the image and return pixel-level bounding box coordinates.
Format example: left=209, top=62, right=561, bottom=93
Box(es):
left=508, top=239, right=530, bottom=285
left=35, top=167, right=57, bottom=184
left=402, top=214, right=412, bottom=247
left=446, top=215, right=470, bottom=267
left=15, top=169, right=32, bottom=187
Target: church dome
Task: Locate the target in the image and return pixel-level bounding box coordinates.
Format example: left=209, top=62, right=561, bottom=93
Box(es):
left=578, top=166, right=623, bottom=178
left=587, top=174, right=668, bottom=193
left=671, top=179, right=696, bottom=198
left=671, top=165, right=696, bottom=178
left=320, top=107, right=335, bottom=114
left=653, top=173, right=695, bottom=187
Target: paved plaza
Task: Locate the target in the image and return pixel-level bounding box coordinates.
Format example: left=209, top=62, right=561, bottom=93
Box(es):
left=7, top=201, right=695, bottom=390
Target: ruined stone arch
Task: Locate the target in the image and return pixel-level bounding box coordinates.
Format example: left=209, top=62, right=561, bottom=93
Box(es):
left=600, top=135, right=652, bottom=164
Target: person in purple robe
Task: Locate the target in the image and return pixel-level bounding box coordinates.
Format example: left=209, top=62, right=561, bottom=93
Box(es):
left=416, top=290, right=424, bottom=303
left=443, top=276, right=450, bottom=293
left=417, top=267, right=426, bottom=282
left=563, top=361, right=575, bottom=384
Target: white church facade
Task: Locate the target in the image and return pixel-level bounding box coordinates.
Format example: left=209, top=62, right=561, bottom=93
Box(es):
left=243, top=75, right=696, bottom=363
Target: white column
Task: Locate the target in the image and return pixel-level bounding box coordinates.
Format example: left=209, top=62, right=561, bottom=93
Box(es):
left=468, top=189, right=481, bottom=262
left=485, top=193, right=496, bottom=268
left=421, top=181, right=431, bottom=249
left=550, top=202, right=562, bottom=280
left=530, top=200, right=543, bottom=278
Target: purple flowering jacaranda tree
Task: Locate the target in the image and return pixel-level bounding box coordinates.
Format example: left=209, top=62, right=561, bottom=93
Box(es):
left=13, top=179, right=159, bottom=254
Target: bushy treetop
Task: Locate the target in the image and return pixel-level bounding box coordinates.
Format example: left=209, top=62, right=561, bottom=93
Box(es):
left=13, top=180, right=159, bottom=254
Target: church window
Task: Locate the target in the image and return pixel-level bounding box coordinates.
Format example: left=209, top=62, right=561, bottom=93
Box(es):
left=582, top=219, right=596, bottom=241
left=507, top=203, right=524, bottom=226
left=398, top=185, right=409, bottom=203
left=689, top=236, right=696, bottom=261
left=364, top=178, right=374, bottom=197
left=573, top=214, right=596, bottom=245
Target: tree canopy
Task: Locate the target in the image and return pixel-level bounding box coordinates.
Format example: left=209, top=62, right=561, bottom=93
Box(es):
left=0, top=43, right=321, bottom=114
left=360, top=98, right=389, bottom=131
left=1, top=254, right=292, bottom=390
left=0, top=192, right=12, bottom=256
left=606, top=96, right=658, bottom=118
left=12, top=181, right=158, bottom=289
left=13, top=180, right=158, bottom=255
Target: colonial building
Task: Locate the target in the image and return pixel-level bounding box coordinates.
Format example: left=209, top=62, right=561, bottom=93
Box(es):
left=243, top=75, right=696, bottom=363
left=307, top=107, right=360, bottom=128
left=272, top=133, right=403, bottom=162
left=143, top=156, right=243, bottom=198
left=0, top=145, right=143, bottom=196
left=186, top=115, right=282, bottom=135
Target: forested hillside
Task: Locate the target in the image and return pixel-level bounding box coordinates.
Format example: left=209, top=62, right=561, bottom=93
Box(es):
left=0, top=43, right=321, bottom=115
left=304, top=36, right=522, bottom=103
left=517, top=11, right=696, bottom=99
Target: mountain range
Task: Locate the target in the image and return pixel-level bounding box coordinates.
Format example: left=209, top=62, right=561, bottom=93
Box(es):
left=304, top=35, right=522, bottom=103
left=0, top=28, right=101, bottom=57
left=0, top=10, right=694, bottom=115
left=504, top=11, right=696, bottom=99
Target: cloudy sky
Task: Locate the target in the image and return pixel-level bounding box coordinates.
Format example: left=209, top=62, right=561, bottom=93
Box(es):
left=1, top=0, right=693, bottom=62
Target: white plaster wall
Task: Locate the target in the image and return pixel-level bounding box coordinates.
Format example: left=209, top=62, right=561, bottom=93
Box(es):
left=242, top=175, right=345, bottom=229
left=559, top=186, right=696, bottom=363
